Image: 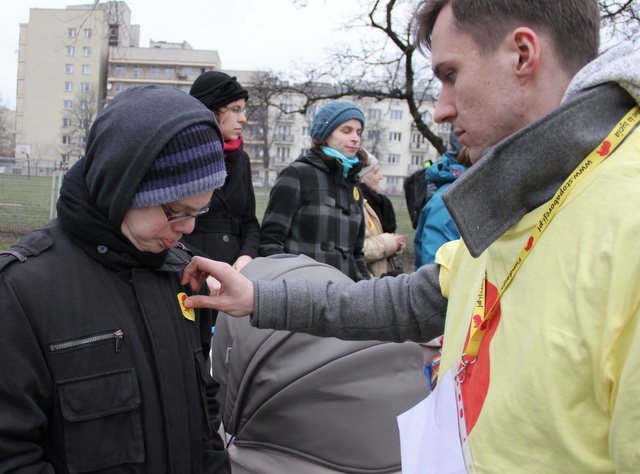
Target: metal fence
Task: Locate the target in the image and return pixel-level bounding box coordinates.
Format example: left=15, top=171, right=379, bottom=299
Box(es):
left=0, top=159, right=64, bottom=242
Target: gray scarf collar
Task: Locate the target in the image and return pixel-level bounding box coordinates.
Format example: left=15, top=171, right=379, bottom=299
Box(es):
left=444, top=83, right=636, bottom=257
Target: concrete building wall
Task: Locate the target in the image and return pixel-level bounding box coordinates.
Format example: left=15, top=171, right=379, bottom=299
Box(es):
left=16, top=6, right=112, bottom=167
left=106, top=44, right=220, bottom=99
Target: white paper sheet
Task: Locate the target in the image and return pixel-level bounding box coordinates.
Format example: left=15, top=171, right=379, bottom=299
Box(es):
left=397, top=369, right=467, bottom=473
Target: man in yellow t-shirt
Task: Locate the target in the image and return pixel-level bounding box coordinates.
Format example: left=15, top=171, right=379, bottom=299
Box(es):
left=179, top=0, right=640, bottom=471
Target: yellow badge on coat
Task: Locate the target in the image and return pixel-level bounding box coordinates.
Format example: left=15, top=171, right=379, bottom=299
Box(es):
left=177, top=292, right=195, bottom=321
left=353, top=187, right=360, bottom=201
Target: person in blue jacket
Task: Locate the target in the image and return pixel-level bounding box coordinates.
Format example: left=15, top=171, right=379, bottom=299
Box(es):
left=413, top=146, right=470, bottom=269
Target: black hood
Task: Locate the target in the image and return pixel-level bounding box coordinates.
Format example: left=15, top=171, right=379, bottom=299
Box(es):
left=57, top=85, right=222, bottom=268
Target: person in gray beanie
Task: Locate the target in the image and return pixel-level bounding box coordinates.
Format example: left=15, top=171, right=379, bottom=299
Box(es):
left=182, top=71, right=260, bottom=275
left=0, top=85, right=231, bottom=472
left=259, top=99, right=370, bottom=281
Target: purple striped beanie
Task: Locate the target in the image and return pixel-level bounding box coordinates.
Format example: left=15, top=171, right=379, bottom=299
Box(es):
left=131, top=123, right=226, bottom=208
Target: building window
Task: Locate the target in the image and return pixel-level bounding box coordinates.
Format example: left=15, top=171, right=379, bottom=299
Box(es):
left=164, top=67, right=175, bottom=76
left=109, top=24, right=119, bottom=45
left=182, top=67, right=192, bottom=76
left=83, top=28, right=92, bottom=38
left=411, top=155, right=424, bottom=166
left=60, top=154, right=70, bottom=163
left=82, top=46, right=91, bottom=56
left=82, top=65, right=91, bottom=75
left=386, top=176, right=402, bottom=188
left=68, top=28, right=76, bottom=38
left=65, top=64, right=74, bottom=74
left=81, top=82, right=91, bottom=91
left=277, top=125, right=292, bottom=141
left=62, top=136, right=71, bottom=145
left=369, top=108, right=382, bottom=120
left=115, top=64, right=125, bottom=74
left=64, top=81, right=73, bottom=92
left=390, top=109, right=403, bottom=120
left=302, top=126, right=310, bottom=137
left=63, top=100, right=72, bottom=110
left=133, top=66, right=143, bottom=78
left=277, top=147, right=290, bottom=161
left=115, top=83, right=124, bottom=92
left=150, top=66, right=160, bottom=75
left=389, top=132, right=402, bottom=142
left=65, top=46, right=75, bottom=56
left=306, top=104, right=317, bottom=117
left=62, top=117, right=72, bottom=127
left=388, top=153, right=401, bottom=164
left=367, top=130, right=380, bottom=141
left=80, top=101, right=89, bottom=110
left=412, top=132, right=426, bottom=143
left=78, top=137, right=85, bottom=147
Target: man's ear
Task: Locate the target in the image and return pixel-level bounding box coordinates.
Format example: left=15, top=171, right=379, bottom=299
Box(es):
left=511, top=27, right=541, bottom=82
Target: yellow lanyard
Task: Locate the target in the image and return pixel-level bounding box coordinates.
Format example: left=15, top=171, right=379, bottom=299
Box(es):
left=460, top=105, right=640, bottom=366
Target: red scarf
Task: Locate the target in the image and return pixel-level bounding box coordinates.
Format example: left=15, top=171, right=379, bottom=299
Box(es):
left=224, top=137, right=243, bottom=152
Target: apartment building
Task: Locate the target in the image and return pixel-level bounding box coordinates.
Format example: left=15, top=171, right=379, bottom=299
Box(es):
left=13, top=1, right=448, bottom=194
left=14, top=1, right=219, bottom=170
left=106, top=40, right=220, bottom=100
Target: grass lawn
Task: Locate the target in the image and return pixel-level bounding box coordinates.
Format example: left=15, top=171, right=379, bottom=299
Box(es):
left=1, top=175, right=416, bottom=269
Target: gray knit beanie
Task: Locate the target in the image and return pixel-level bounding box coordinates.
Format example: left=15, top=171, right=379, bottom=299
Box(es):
left=131, top=122, right=226, bottom=208
left=310, top=100, right=365, bottom=141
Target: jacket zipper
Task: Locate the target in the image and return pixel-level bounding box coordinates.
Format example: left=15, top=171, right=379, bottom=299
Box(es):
left=49, top=329, right=124, bottom=353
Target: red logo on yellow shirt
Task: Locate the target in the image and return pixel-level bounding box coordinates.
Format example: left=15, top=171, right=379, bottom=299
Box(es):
left=367, top=219, right=375, bottom=230
left=597, top=140, right=611, bottom=157
left=177, top=292, right=195, bottom=321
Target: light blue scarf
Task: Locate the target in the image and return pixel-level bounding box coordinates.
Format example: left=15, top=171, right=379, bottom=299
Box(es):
left=322, top=147, right=360, bottom=178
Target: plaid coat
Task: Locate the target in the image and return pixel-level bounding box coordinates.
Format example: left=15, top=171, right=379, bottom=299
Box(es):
left=259, top=148, right=370, bottom=281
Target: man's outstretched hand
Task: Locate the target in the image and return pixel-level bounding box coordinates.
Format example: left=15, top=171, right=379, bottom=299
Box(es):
left=181, top=256, right=255, bottom=317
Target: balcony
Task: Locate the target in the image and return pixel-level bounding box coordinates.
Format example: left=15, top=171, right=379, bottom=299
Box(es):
left=274, top=134, right=294, bottom=143
left=409, top=141, right=430, bottom=151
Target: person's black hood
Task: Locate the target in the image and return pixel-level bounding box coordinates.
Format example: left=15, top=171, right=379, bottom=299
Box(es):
left=82, top=85, right=221, bottom=227
left=57, top=85, right=222, bottom=268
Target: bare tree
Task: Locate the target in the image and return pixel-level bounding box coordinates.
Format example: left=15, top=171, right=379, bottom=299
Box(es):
left=61, top=88, right=103, bottom=166
left=599, top=0, right=640, bottom=39
left=285, top=0, right=640, bottom=155
left=243, top=72, right=311, bottom=187
left=0, top=96, right=15, bottom=158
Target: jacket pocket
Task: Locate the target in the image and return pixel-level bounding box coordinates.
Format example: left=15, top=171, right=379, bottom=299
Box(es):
left=57, top=368, right=144, bottom=473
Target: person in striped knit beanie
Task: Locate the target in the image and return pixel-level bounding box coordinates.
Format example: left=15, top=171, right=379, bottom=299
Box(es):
left=0, top=85, right=231, bottom=472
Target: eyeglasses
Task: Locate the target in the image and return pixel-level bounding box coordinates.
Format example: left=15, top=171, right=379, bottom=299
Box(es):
left=225, top=106, right=247, bottom=116
left=161, top=203, right=209, bottom=222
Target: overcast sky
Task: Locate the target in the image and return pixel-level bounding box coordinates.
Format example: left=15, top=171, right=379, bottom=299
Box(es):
left=0, top=0, right=364, bottom=109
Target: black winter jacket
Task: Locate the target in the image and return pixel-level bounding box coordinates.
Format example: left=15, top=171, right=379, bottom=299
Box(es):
left=182, top=144, right=260, bottom=264
left=0, top=223, right=229, bottom=473
left=259, top=148, right=370, bottom=281
left=0, top=86, right=230, bottom=473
